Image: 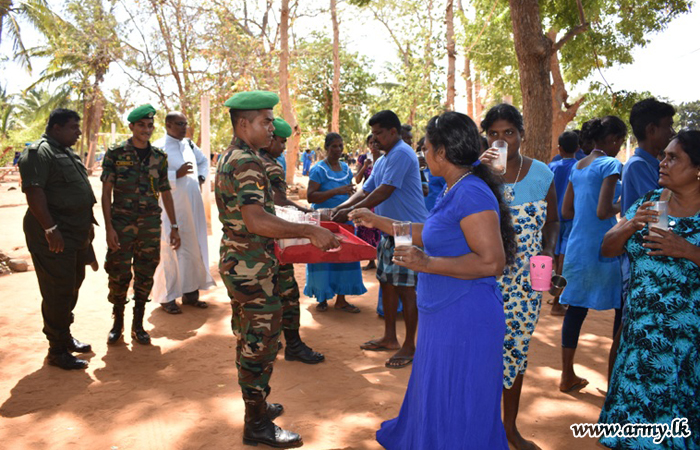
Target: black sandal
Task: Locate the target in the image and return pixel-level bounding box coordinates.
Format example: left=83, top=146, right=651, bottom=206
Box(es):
left=161, top=300, right=182, bottom=314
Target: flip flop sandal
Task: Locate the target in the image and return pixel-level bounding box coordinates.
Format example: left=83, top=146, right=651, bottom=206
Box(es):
left=316, top=301, right=329, bottom=312
left=336, top=303, right=361, bottom=313
left=360, top=340, right=398, bottom=351
left=161, top=300, right=182, bottom=314
left=385, top=356, right=413, bottom=369
left=184, top=299, right=208, bottom=309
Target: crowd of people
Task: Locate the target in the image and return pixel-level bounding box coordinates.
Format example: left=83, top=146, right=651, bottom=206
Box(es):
left=14, top=91, right=699, bottom=449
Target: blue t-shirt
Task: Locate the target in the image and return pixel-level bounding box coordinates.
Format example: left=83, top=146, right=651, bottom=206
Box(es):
left=418, top=175, right=501, bottom=313
left=276, top=153, right=287, bottom=176
left=363, top=140, right=429, bottom=223
left=423, top=166, right=447, bottom=212
left=548, top=158, right=577, bottom=221
left=309, top=160, right=353, bottom=209
left=551, top=149, right=585, bottom=163
left=620, top=147, right=660, bottom=214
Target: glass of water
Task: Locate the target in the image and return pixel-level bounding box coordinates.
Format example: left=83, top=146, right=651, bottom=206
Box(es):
left=649, top=201, right=669, bottom=237
left=392, top=221, right=413, bottom=248
left=491, top=140, right=508, bottom=175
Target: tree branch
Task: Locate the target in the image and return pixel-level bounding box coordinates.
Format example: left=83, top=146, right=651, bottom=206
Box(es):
left=552, top=22, right=589, bottom=53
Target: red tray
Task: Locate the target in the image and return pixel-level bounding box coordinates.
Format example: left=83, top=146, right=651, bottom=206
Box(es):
left=275, top=222, right=377, bottom=264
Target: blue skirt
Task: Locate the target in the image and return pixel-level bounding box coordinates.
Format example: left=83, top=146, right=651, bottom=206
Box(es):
left=376, top=284, right=509, bottom=449
left=304, top=262, right=366, bottom=302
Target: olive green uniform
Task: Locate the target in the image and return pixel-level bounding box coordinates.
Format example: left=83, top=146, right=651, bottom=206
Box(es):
left=216, top=138, right=281, bottom=403
left=18, top=134, right=96, bottom=350
left=101, top=139, right=170, bottom=304
left=258, top=149, right=301, bottom=331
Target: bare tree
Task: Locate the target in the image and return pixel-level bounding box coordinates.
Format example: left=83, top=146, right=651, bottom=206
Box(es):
left=445, top=0, right=456, bottom=111
left=280, top=0, right=300, bottom=186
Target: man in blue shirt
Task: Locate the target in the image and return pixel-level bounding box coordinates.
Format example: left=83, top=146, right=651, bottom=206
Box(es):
left=622, top=98, right=676, bottom=213
left=333, top=110, right=428, bottom=369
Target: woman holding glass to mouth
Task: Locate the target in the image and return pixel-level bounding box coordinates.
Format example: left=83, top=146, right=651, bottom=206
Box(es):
left=351, top=111, right=515, bottom=449
left=597, top=130, right=700, bottom=449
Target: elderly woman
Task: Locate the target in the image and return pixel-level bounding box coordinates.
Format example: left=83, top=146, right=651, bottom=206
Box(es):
left=305, top=132, right=367, bottom=312
left=481, top=103, right=558, bottom=450
left=598, top=130, right=700, bottom=449
left=351, top=111, right=515, bottom=449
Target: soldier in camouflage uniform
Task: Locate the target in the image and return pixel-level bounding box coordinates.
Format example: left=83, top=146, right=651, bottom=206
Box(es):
left=18, top=109, right=96, bottom=370
left=259, top=117, right=324, bottom=364
left=216, top=91, right=339, bottom=448
left=101, top=104, right=181, bottom=346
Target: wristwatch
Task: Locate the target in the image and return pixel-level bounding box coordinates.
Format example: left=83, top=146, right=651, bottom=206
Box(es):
left=171, top=224, right=179, bottom=230
left=198, top=175, right=206, bottom=183
left=45, top=224, right=58, bottom=234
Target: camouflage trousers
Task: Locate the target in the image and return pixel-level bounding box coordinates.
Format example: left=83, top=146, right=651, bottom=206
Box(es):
left=222, top=273, right=282, bottom=402
left=105, top=214, right=161, bottom=305
left=278, top=264, right=301, bottom=331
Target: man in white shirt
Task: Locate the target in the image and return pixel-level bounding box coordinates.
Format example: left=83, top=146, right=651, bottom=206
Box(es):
left=152, top=112, right=215, bottom=314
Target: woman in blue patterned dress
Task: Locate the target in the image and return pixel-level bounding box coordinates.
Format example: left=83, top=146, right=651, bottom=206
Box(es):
left=598, top=130, right=700, bottom=449
left=351, top=111, right=516, bottom=449
left=305, top=133, right=367, bottom=312
left=558, top=116, right=627, bottom=393
left=481, top=104, right=559, bottom=450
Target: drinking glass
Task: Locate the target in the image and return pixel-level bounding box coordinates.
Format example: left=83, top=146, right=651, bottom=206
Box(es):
left=392, top=221, right=413, bottom=248
left=649, top=201, right=669, bottom=237
left=491, top=140, right=508, bottom=175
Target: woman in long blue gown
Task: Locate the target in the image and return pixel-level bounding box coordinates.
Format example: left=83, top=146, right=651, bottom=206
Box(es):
left=559, top=116, right=627, bottom=392
left=350, top=112, right=516, bottom=449
left=598, top=131, right=700, bottom=449
left=305, top=133, right=366, bottom=312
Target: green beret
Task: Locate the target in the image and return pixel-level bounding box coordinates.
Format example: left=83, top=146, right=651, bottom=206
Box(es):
left=127, top=104, right=156, bottom=123
left=273, top=117, right=292, bottom=138
left=224, top=91, right=279, bottom=110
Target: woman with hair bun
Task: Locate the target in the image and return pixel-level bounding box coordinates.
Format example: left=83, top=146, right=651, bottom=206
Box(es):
left=558, top=116, right=627, bottom=393
left=351, top=111, right=515, bottom=449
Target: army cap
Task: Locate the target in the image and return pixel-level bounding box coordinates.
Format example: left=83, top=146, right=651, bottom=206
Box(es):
left=127, top=104, right=156, bottom=123
left=224, top=91, right=279, bottom=110
left=273, top=118, right=292, bottom=138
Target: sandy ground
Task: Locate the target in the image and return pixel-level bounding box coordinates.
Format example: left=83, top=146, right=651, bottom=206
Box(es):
left=0, top=174, right=613, bottom=449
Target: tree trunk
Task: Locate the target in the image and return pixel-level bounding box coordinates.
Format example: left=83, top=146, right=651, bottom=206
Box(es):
left=464, top=56, right=473, bottom=118
left=445, top=0, right=456, bottom=111
left=549, top=36, right=586, bottom=156
left=330, top=0, right=341, bottom=133
left=280, top=0, right=299, bottom=187
left=85, top=95, right=104, bottom=173
left=508, top=0, right=553, bottom=162
left=474, top=73, right=484, bottom=121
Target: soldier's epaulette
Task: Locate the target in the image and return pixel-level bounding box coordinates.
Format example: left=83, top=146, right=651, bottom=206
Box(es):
left=109, top=140, right=131, bottom=152
left=27, top=138, right=47, bottom=152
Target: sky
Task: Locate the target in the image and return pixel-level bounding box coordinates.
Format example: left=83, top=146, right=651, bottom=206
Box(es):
left=2, top=1, right=699, bottom=108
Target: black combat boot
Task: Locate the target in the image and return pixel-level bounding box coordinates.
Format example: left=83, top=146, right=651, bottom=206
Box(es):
left=243, top=400, right=302, bottom=448
left=131, top=301, right=151, bottom=345
left=284, top=329, right=324, bottom=364
left=107, top=304, right=125, bottom=345
left=267, top=402, right=284, bottom=420
left=47, top=347, right=88, bottom=370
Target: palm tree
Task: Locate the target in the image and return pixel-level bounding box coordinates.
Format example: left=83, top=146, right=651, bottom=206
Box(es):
left=0, top=0, right=60, bottom=70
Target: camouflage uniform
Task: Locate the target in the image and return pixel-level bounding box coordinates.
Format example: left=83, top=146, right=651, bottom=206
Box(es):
left=216, top=138, right=281, bottom=402
left=259, top=150, right=301, bottom=331
left=18, top=134, right=96, bottom=350
left=101, top=139, right=170, bottom=304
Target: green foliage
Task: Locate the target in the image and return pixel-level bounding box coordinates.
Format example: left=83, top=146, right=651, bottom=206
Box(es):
left=675, top=101, right=700, bottom=130
left=291, top=33, right=376, bottom=150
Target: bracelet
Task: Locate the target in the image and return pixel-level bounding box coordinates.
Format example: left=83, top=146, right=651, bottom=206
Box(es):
left=45, top=224, right=58, bottom=234
left=171, top=224, right=179, bottom=230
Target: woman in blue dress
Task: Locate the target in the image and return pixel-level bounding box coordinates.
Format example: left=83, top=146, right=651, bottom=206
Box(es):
left=559, top=116, right=627, bottom=393
left=305, top=133, right=366, bottom=312
left=351, top=111, right=516, bottom=449
left=598, top=131, right=700, bottom=449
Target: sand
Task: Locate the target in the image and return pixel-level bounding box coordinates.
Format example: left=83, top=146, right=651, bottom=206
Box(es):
left=0, top=175, right=611, bottom=449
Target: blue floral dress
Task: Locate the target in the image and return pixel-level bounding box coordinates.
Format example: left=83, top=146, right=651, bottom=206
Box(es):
left=598, top=189, right=700, bottom=449
left=498, top=159, right=554, bottom=388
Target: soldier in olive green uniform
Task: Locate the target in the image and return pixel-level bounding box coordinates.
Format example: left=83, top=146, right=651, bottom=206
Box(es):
left=216, top=91, right=339, bottom=448
left=18, top=109, right=95, bottom=370
left=101, top=105, right=180, bottom=345
left=259, top=117, right=324, bottom=364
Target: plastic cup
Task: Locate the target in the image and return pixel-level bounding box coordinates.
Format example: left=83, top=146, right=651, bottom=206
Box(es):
left=317, top=208, right=332, bottom=221
left=416, top=150, right=427, bottom=170
left=530, top=255, right=553, bottom=291
left=649, top=201, right=668, bottom=237
left=306, top=211, right=321, bottom=226
left=491, top=140, right=508, bottom=175
left=392, top=221, right=412, bottom=248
